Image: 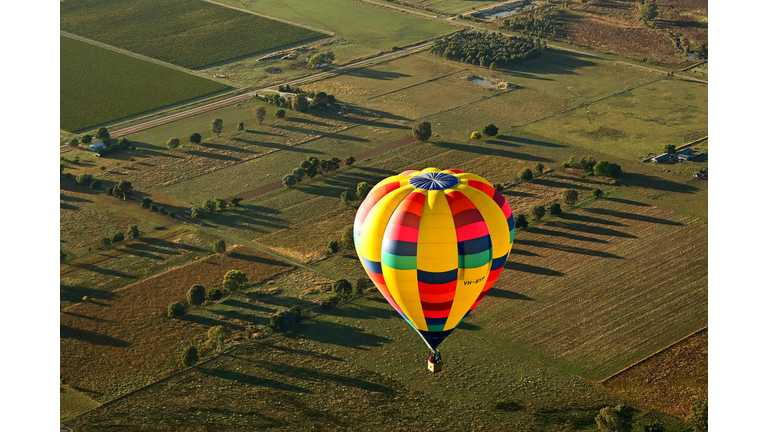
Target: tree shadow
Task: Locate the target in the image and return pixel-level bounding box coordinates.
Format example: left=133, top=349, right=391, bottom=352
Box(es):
left=342, top=69, right=411, bottom=81
left=297, top=319, right=390, bottom=350
left=60, top=194, right=93, bottom=203
left=60, top=284, right=116, bottom=303
left=61, top=310, right=108, bottom=323
left=185, top=150, right=242, bottom=162
left=60, top=325, right=129, bottom=347
left=557, top=212, right=627, bottom=227
left=221, top=298, right=277, bottom=314
left=321, top=300, right=397, bottom=321
left=272, top=124, right=369, bottom=143
left=525, top=226, right=609, bottom=244
left=531, top=177, right=593, bottom=191
left=60, top=202, right=79, bottom=210
left=431, top=141, right=553, bottom=162
left=141, top=237, right=208, bottom=253
left=583, top=208, right=685, bottom=226
left=514, top=239, right=624, bottom=259
left=262, top=342, right=344, bottom=362
left=199, top=142, right=258, bottom=154
left=503, top=261, right=564, bottom=276
left=227, top=251, right=293, bottom=268
left=492, top=135, right=567, bottom=148
left=605, top=197, right=652, bottom=207
left=231, top=136, right=324, bottom=154
left=486, top=287, right=534, bottom=301
left=180, top=313, right=245, bottom=331
left=503, top=190, right=535, bottom=198
left=622, top=172, right=700, bottom=193
left=509, top=248, right=541, bottom=257
left=67, top=263, right=138, bottom=279
left=199, top=367, right=309, bottom=393
left=545, top=220, right=638, bottom=239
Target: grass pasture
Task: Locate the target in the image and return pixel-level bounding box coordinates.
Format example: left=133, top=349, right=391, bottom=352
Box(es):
left=396, top=0, right=506, bottom=15
left=60, top=0, right=325, bottom=69
left=60, top=36, right=232, bottom=132
left=60, top=246, right=293, bottom=412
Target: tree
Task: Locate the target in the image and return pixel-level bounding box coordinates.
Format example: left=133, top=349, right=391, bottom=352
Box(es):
left=471, top=131, right=482, bottom=140
left=207, top=288, right=223, bottom=301
left=643, top=423, right=665, bottom=432
left=333, top=279, right=353, bottom=299
left=327, top=240, right=339, bottom=254
left=687, top=401, right=707, bottom=432
left=230, top=197, right=242, bottom=207
left=563, top=156, right=576, bottom=168
left=68, top=138, right=79, bottom=148
left=112, top=232, right=125, bottom=243
left=292, top=167, right=305, bottom=181
left=292, top=94, right=309, bottom=112
left=112, top=180, right=133, bottom=199
left=530, top=205, right=546, bottom=221
left=211, top=118, right=224, bottom=137
left=96, top=127, right=110, bottom=140
left=237, top=122, right=244, bottom=131
left=81, top=134, right=92, bottom=144
left=640, top=0, right=659, bottom=26
left=482, top=123, right=499, bottom=136
left=518, top=168, right=533, bottom=181
left=202, top=199, right=217, bottom=213
left=213, top=239, right=226, bottom=254
left=534, top=162, right=545, bottom=175
left=180, top=346, right=198, bottom=367
left=307, top=51, right=335, bottom=68
left=214, top=198, right=227, bottom=211
left=166, top=137, right=181, bottom=149
left=117, top=137, right=131, bottom=149
left=275, top=109, right=286, bottom=119
left=514, top=214, right=528, bottom=229
left=341, top=225, right=355, bottom=249
left=563, top=189, right=579, bottom=205
left=592, top=188, right=604, bottom=198
left=580, top=155, right=597, bottom=173
left=190, top=132, right=202, bottom=144
left=191, top=207, right=200, bottom=218
left=340, top=190, right=352, bottom=205
left=187, top=285, right=206, bottom=306
left=223, top=270, right=248, bottom=292
left=412, top=121, right=432, bottom=142
left=344, top=156, right=356, bottom=166
left=101, top=237, right=111, bottom=249
left=663, top=144, right=676, bottom=154
left=255, top=106, right=266, bottom=124
left=282, top=174, right=297, bottom=188
left=126, top=225, right=140, bottom=240
left=355, top=278, right=369, bottom=296
left=357, top=182, right=372, bottom=200
left=593, top=161, right=623, bottom=178
left=76, top=173, right=93, bottom=186
left=207, top=325, right=231, bottom=354
left=300, top=156, right=320, bottom=178
left=546, top=202, right=562, bottom=215
left=595, top=404, right=631, bottom=432
left=167, top=301, right=185, bottom=318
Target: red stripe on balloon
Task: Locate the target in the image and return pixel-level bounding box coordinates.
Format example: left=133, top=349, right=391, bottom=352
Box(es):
left=468, top=267, right=503, bottom=311
left=455, top=221, right=490, bottom=242
left=356, top=181, right=403, bottom=227
left=368, top=272, right=403, bottom=313
left=422, top=309, right=452, bottom=319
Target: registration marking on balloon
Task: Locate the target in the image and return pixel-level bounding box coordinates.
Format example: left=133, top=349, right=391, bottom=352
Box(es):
left=353, top=168, right=515, bottom=352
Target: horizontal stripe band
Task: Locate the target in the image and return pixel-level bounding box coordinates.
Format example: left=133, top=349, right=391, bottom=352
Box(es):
left=381, top=238, right=417, bottom=256
left=458, top=235, right=492, bottom=255
left=458, top=250, right=493, bottom=268
left=417, top=269, right=458, bottom=285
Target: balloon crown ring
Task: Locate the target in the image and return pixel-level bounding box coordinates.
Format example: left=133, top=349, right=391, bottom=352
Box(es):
left=409, top=172, right=459, bottom=190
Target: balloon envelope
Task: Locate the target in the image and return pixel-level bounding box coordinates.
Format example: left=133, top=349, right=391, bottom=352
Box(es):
left=354, top=168, right=514, bottom=349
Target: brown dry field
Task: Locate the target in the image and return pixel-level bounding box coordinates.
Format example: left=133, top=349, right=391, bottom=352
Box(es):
left=60, top=245, right=293, bottom=403
left=520, top=0, right=707, bottom=68
left=602, top=329, right=707, bottom=418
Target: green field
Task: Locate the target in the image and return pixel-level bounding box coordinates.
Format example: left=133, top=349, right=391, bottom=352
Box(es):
left=60, top=36, right=232, bottom=132
left=213, top=0, right=455, bottom=62
left=398, top=0, right=505, bottom=15
left=60, top=0, right=325, bottom=69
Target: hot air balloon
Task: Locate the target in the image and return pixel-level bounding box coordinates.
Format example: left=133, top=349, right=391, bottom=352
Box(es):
left=354, top=168, right=514, bottom=370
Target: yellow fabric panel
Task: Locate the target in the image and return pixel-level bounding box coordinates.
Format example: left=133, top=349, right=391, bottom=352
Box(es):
left=452, top=172, right=494, bottom=187
left=370, top=176, right=411, bottom=193
left=383, top=266, right=426, bottom=330
left=416, top=191, right=458, bottom=273
left=360, top=184, right=414, bottom=262
left=421, top=167, right=442, bottom=173
left=455, top=183, right=511, bottom=258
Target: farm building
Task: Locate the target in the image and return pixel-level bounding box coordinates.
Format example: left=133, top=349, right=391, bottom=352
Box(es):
left=90, top=141, right=107, bottom=151
left=650, top=153, right=673, bottom=163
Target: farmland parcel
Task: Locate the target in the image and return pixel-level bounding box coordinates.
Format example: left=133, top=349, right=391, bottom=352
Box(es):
left=60, top=36, right=232, bottom=132
left=60, top=0, right=325, bottom=69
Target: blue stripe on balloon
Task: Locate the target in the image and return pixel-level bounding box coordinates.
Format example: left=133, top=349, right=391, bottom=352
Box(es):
left=425, top=317, right=448, bottom=326
left=417, top=269, right=458, bottom=285
left=381, top=238, right=418, bottom=256
left=490, top=255, right=507, bottom=271
left=362, top=256, right=383, bottom=274
left=418, top=328, right=455, bottom=350
left=457, top=235, right=492, bottom=255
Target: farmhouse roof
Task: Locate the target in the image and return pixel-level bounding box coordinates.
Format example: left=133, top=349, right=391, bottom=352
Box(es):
left=652, top=153, right=673, bottom=163
left=675, top=148, right=694, bottom=156
left=90, top=142, right=107, bottom=150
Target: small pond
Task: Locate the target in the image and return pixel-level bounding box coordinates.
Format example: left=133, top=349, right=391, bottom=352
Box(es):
left=469, top=77, right=495, bottom=87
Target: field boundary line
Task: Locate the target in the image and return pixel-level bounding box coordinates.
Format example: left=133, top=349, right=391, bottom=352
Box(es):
left=675, top=135, right=708, bottom=151
left=598, top=326, right=708, bottom=384
left=204, top=0, right=333, bottom=36
left=366, top=69, right=469, bottom=101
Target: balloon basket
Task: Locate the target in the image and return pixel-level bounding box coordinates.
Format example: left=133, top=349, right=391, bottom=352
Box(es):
left=427, top=360, right=442, bottom=373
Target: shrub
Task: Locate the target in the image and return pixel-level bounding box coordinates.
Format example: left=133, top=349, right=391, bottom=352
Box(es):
left=127, top=225, right=140, bottom=239
left=563, top=189, right=579, bottom=206
left=530, top=205, right=546, bottom=221
left=355, top=278, right=370, bottom=296
left=593, top=161, right=623, bottom=178
left=518, top=168, right=533, bottom=181
left=579, top=155, right=597, bottom=173
left=223, top=270, right=248, bottom=292
left=546, top=202, right=562, bottom=215
left=189, top=133, right=202, bottom=144
left=471, top=131, right=482, bottom=140
left=595, top=404, right=631, bottom=432
left=268, top=313, right=284, bottom=331
left=89, top=180, right=102, bottom=190
left=180, top=346, right=198, bottom=367
left=141, top=198, right=152, bottom=209
left=213, top=239, right=226, bottom=254
left=321, top=294, right=342, bottom=308
left=166, top=137, right=181, bottom=149
left=288, top=305, right=303, bottom=321
left=230, top=197, right=243, bottom=207
left=327, top=240, right=339, bottom=254
left=202, top=199, right=216, bottom=213
left=275, top=109, right=286, bottom=119
left=534, top=163, right=544, bottom=175
left=282, top=174, right=297, bottom=188
left=117, top=137, right=131, bottom=149
left=687, top=401, right=707, bottom=432
left=514, top=214, right=529, bottom=229
left=493, top=183, right=504, bottom=191
left=207, top=288, right=223, bottom=301
left=340, top=225, right=355, bottom=249
left=237, top=122, right=244, bottom=131
left=214, top=198, right=227, bottom=211
left=562, top=156, right=575, bottom=168
left=111, top=232, right=125, bottom=243
left=663, top=144, right=676, bottom=154
left=412, top=121, right=432, bottom=142
left=344, top=156, right=355, bottom=166
left=187, top=285, right=206, bottom=306
left=68, top=138, right=79, bottom=148
left=592, top=188, right=604, bottom=198
left=76, top=173, right=94, bottom=185
left=332, top=279, right=353, bottom=298
left=81, top=134, right=92, bottom=144
left=356, top=182, right=372, bottom=200
left=167, top=301, right=185, bottom=318
left=340, top=190, right=352, bottom=205
left=482, top=123, right=499, bottom=136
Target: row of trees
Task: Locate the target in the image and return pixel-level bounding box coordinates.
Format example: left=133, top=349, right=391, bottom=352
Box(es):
left=255, top=88, right=337, bottom=113
left=282, top=155, right=354, bottom=188
left=431, top=31, right=545, bottom=68
left=563, top=155, right=623, bottom=179
left=501, top=8, right=564, bottom=39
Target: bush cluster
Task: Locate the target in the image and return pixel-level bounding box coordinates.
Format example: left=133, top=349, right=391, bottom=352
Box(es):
left=431, top=31, right=545, bottom=68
